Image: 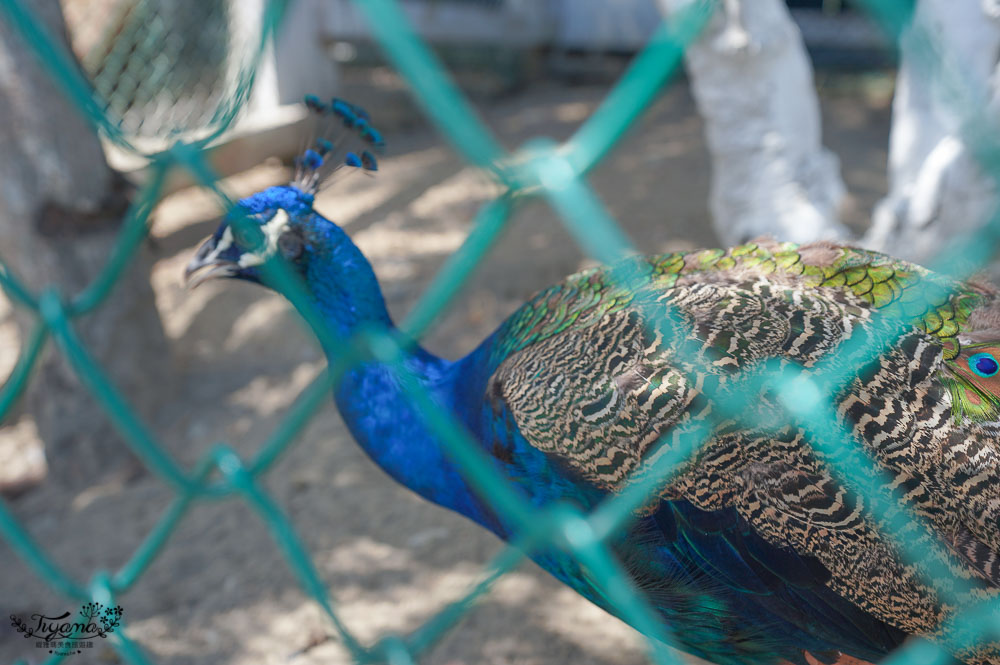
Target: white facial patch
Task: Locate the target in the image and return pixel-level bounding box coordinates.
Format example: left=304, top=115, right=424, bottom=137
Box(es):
left=197, top=226, right=235, bottom=269
left=215, top=226, right=234, bottom=253
left=236, top=209, right=292, bottom=268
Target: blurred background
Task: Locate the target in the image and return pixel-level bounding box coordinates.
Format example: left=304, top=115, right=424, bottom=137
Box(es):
left=0, top=0, right=980, bottom=663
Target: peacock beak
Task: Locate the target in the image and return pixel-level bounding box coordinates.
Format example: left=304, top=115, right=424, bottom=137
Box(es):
left=185, top=234, right=240, bottom=288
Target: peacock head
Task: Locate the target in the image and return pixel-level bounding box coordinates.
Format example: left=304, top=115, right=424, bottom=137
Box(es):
left=185, top=96, right=390, bottom=330
left=186, top=96, right=382, bottom=282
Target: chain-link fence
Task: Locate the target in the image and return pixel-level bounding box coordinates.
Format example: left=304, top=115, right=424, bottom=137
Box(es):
left=82, top=0, right=230, bottom=137
left=59, top=0, right=266, bottom=139
left=1, top=0, right=999, bottom=664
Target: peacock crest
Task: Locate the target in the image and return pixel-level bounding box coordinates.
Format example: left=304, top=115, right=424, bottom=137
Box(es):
left=290, top=95, right=384, bottom=196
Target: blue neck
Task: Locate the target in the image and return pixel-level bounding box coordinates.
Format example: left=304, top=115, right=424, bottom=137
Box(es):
left=304, top=222, right=394, bottom=340
left=332, top=356, right=492, bottom=525
left=303, top=224, right=492, bottom=526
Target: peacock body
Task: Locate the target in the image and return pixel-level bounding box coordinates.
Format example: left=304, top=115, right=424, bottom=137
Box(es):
left=186, top=100, right=1000, bottom=665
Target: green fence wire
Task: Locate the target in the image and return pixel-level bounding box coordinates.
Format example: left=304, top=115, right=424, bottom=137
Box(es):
left=81, top=0, right=232, bottom=137
left=2, top=0, right=1000, bottom=664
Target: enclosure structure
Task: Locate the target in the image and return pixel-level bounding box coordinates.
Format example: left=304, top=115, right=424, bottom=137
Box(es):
left=1, top=1, right=1000, bottom=665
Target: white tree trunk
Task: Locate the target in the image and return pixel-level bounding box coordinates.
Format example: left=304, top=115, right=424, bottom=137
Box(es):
left=657, top=0, right=850, bottom=246
left=863, top=0, right=1000, bottom=265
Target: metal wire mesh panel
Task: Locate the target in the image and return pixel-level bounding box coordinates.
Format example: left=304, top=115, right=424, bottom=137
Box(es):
left=84, top=0, right=229, bottom=136
left=1, top=0, right=999, bottom=664
left=61, top=0, right=264, bottom=139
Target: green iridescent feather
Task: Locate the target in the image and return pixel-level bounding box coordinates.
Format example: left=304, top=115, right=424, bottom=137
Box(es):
left=478, top=239, right=1000, bottom=662
left=492, top=241, right=996, bottom=425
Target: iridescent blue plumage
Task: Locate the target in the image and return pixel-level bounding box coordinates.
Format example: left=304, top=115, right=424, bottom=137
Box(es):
left=184, top=99, right=999, bottom=665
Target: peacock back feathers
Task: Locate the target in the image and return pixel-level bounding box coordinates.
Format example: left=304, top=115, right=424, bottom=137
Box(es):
left=472, top=239, right=1000, bottom=662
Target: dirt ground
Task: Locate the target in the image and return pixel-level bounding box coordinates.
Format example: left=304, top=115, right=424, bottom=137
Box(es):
left=0, top=71, right=892, bottom=665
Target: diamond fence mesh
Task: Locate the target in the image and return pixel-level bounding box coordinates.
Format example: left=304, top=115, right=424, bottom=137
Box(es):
left=77, top=0, right=232, bottom=138
left=1, top=0, right=999, bottom=664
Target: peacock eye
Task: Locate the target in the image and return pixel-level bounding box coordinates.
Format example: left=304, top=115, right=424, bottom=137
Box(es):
left=277, top=231, right=304, bottom=260
left=231, top=223, right=259, bottom=248
left=968, top=352, right=1000, bottom=378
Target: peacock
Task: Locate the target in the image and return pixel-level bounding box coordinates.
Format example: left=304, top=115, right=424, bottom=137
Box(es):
left=185, top=98, right=1000, bottom=665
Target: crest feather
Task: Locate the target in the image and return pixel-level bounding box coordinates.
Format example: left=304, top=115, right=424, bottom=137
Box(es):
left=290, top=95, right=385, bottom=195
